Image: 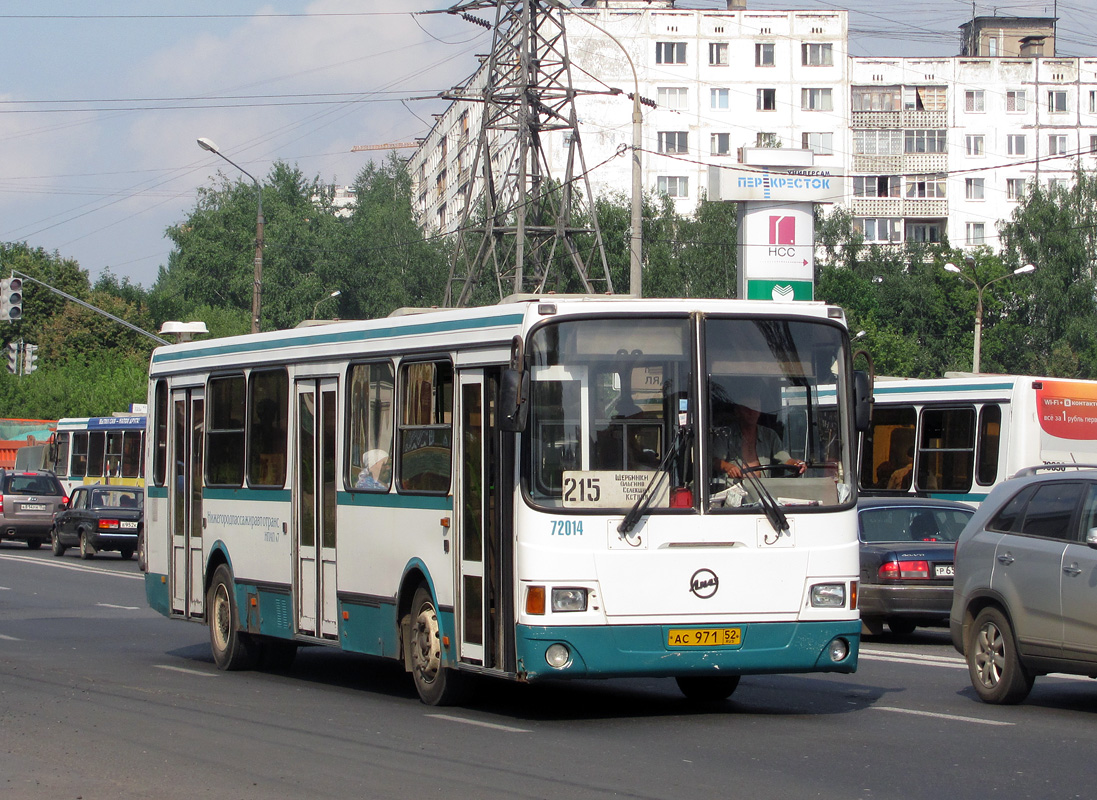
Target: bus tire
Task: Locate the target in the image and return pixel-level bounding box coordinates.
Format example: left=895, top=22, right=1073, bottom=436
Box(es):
left=208, top=564, right=259, bottom=671
left=407, top=585, right=465, bottom=706
left=675, top=675, right=741, bottom=702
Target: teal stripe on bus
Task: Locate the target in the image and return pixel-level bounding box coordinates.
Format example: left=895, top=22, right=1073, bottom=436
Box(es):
left=204, top=487, right=293, bottom=503
left=873, top=382, right=1014, bottom=396
left=150, top=313, right=527, bottom=365
left=338, top=491, right=452, bottom=510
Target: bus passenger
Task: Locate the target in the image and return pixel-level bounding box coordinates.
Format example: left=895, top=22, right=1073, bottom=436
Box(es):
left=355, top=449, right=391, bottom=490
left=713, top=394, right=806, bottom=479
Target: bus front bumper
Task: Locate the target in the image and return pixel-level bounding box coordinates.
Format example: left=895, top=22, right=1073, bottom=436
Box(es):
left=515, top=620, right=860, bottom=682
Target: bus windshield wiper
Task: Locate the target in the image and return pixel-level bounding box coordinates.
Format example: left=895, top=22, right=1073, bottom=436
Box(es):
left=733, top=459, right=790, bottom=535
left=618, top=425, right=691, bottom=537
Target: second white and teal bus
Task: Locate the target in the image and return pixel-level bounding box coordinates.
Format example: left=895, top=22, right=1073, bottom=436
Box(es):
left=143, top=297, right=868, bottom=704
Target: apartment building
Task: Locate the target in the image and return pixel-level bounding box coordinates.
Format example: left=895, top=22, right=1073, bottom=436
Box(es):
left=409, top=2, right=1097, bottom=253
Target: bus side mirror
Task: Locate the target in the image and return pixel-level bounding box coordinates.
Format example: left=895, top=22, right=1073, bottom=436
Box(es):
left=499, top=368, right=529, bottom=432
left=854, top=370, right=872, bottom=432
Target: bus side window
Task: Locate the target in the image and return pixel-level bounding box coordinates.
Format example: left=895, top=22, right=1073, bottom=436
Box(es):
left=917, top=407, right=975, bottom=492
left=398, top=360, right=453, bottom=493
left=976, top=404, right=1002, bottom=486
left=247, top=369, right=289, bottom=488
left=860, top=406, right=916, bottom=489
left=207, top=374, right=246, bottom=487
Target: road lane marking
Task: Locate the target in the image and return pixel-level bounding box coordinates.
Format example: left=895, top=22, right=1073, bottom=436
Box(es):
left=860, top=649, right=967, bottom=670
left=154, top=665, right=216, bottom=677
left=0, top=634, right=21, bottom=641
left=873, top=706, right=1014, bottom=726
left=427, top=713, right=531, bottom=733
left=0, top=553, right=143, bottom=580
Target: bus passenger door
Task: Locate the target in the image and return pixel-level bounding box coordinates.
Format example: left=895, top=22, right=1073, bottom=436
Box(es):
left=169, top=387, right=205, bottom=618
left=457, top=369, right=512, bottom=670
left=294, top=378, right=339, bottom=639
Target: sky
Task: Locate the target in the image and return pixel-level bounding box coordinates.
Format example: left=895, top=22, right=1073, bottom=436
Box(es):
left=0, top=0, right=1089, bottom=289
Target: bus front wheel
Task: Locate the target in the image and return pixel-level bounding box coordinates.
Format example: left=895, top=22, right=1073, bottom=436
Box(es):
left=208, top=564, right=260, bottom=671
left=407, top=585, right=465, bottom=706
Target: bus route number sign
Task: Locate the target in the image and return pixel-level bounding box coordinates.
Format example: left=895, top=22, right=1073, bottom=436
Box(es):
left=562, top=470, right=670, bottom=509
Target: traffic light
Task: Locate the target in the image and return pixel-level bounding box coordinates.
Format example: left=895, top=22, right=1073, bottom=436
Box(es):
left=0, top=277, right=22, bottom=322
left=5, top=341, right=18, bottom=374
left=22, top=343, right=37, bottom=375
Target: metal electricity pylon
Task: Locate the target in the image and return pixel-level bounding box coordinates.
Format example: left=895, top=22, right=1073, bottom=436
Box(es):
left=441, top=0, right=615, bottom=306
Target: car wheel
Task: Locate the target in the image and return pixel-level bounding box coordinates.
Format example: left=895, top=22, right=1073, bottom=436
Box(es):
left=51, top=528, right=66, bottom=557
left=675, top=675, right=741, bottom=702
left=967, top=607, right=1034, bottom=705
left=207, top=564, right=260, bottom=671
left=886, top=618, right=917, bottom=636
left=79, top=532, right=96, bottom=560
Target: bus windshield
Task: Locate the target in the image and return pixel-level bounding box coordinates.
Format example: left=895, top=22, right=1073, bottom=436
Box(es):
left=524, top=314, right=853, bottom=511
left=526, top=316, right=692, bottom=509
left=706, top=317, right=851, bottom=511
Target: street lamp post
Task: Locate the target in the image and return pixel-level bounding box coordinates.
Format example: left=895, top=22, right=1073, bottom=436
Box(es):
left=197, top=137, right=264, bottom=334
left=312, top=289, right=341, bottom=319
left=944, top=258, right=1035, bottom=373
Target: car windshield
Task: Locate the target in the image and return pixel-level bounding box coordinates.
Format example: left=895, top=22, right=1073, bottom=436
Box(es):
left=91, top=490, right=143, bottom=509
left=8, top=475, right=59, bottom=495
left=859, top=505, right=973, bottom=543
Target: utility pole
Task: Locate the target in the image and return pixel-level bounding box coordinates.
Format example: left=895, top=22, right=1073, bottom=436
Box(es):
left=439, top=0, right=615, bottom=306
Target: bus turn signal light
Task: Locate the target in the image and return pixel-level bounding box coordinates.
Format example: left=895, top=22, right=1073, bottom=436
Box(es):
left=526, top=585, right=546, bottom=615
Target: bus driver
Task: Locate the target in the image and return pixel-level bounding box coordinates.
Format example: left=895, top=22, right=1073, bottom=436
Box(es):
left=713, top=393, right=806, bottom=479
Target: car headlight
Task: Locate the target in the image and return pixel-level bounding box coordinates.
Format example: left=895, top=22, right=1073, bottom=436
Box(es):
left=551, top=587, right=588, bottom=612
left=810, top=583, right=847, bottom=608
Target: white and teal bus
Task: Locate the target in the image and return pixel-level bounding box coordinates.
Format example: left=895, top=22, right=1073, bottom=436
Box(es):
left=143, top=297, right=868, bottom=704
left=860, top=375, right=1097, bottom=504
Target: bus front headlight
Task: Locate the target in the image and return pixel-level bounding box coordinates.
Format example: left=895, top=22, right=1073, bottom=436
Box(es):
left=551, top=587, right=588, bottom=612
left=810, top=583, right=846, bottom=608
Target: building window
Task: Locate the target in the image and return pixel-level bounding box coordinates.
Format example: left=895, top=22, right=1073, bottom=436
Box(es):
left=1006, top=90, right=1027, bottom=112
left=756, top=132, right=779, bottom=147
left=1090, top=134, right=1097, bottom=153
left=964, top=90, right=985, bottom=113
left=802, top=43, right=833, bottom=66
left=906, top=173, right=946, bottom=198
left=802, top=132, right=834, bottom=156
left=755, top=42, right=774, bottom=67
left=1048, top=90, right=1068, bottom=113
left=907, top=222, right=943, bottom=243
left=710, top=88, right=729, bottom=109
left=757, top=88, right=776, bottom=111
left=709, top=42, right=728, bottom=66
left=1048, top=177, right=1069, bottom=191
left=966, top=135, right=985, bottom=156
left=1049, top=134, right=1069, bottom=155
left=856, top=217, right=900, bottom=243
left=965, top=178, right=985, bottom=200
left=854, top=129, right=904, bottom=155
left=658, top=131, right=688, bottom=154
left=802, top=88, right=833, bottom=111
left=904, top=129, right=947, bottom=154
left=852, top=86, right=900, bottom=111
left=656, top=42, right=686, bottom=64
left=711, top=133, right=732, bottom=156
left=1006, top=178, right=1026, bottom=201
left=853, top=175, right=900, bottom=198
left=903, top=86, right=946, bottom=111
left=1007, top=134, right=1026, bottom=156
left=657, top=87, right=688, bottom=109
left=657, top=176, right=689, bottom=197
left=965, top=222, right=985, bottom=246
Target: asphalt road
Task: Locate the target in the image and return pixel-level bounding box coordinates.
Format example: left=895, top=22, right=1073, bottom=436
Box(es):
left=1, top=543, right=1094, bottom=800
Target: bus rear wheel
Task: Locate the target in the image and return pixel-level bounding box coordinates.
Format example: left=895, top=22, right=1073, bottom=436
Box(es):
left=208, top=564, right=259, bottom=671
left=675, top=675, right=741, bottom=702
left=407, top=585, right=465, bottom=706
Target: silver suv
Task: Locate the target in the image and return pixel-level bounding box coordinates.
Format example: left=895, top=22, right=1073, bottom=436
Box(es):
left=951, top=465, right=1097, bottom=704
left=0, top=470, right=67, bottom=549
